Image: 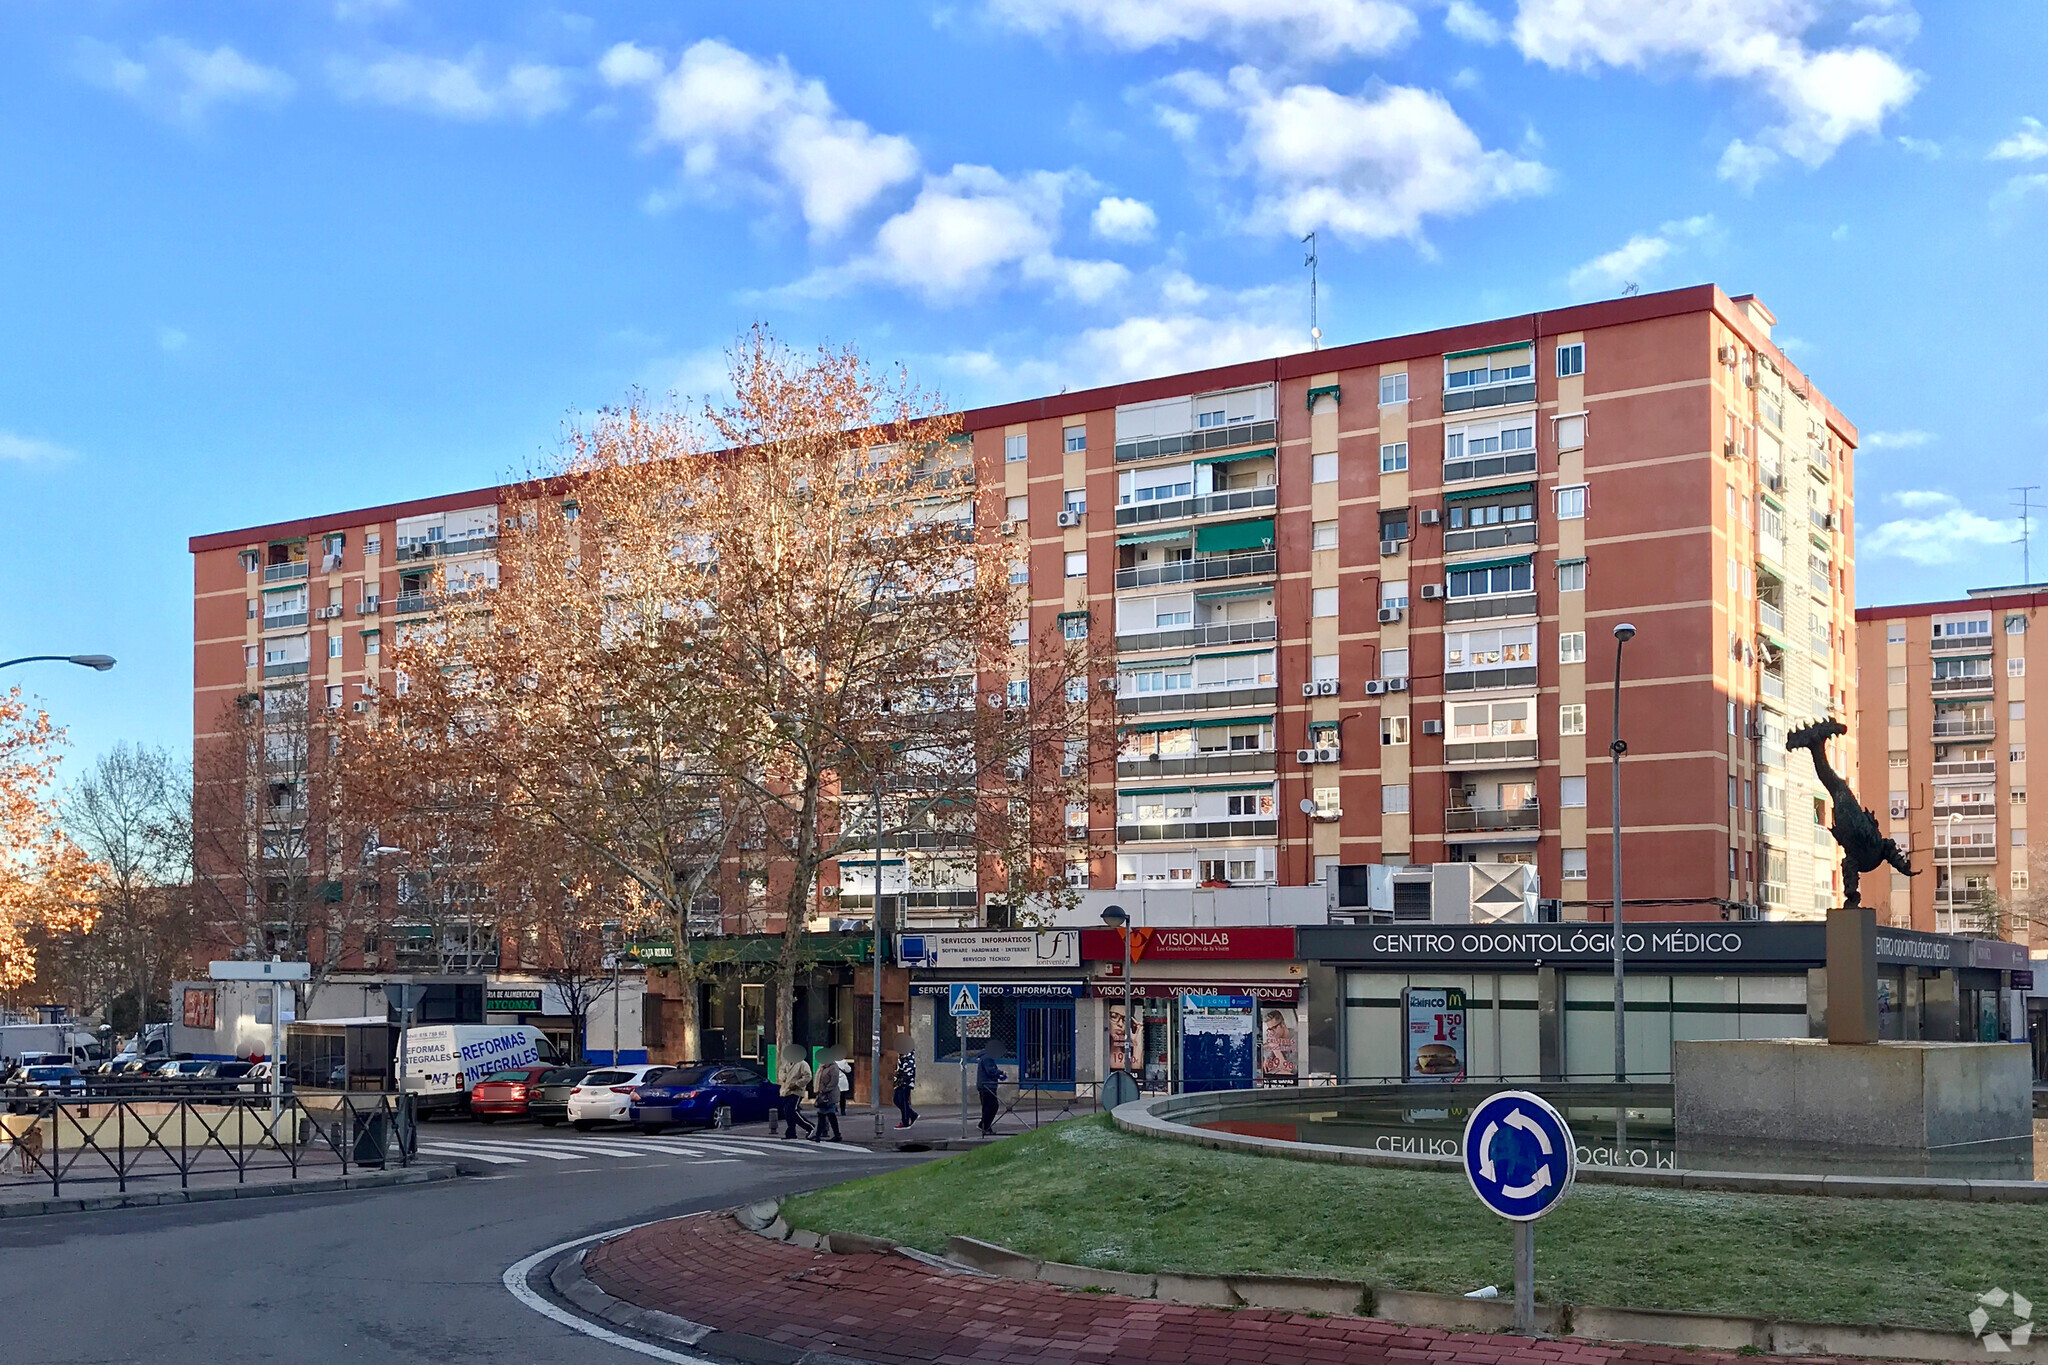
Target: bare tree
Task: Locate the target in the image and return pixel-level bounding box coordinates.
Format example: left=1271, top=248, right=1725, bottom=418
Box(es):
left=63, top=744, right=194, bottom=1026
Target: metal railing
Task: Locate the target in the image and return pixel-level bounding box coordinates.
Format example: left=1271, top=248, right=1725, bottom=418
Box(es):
left=1113, top=420, right=1276, bottom=464
left=1758, top=599, right=1785, bottom=633
left=262, top=561, right=309, bottom=583
left=0, top=1091, right=415, bottom=1198
left=1932, top=635, right=1996, bottom=654
left=1444, top=805, right=1541, bottom=833
left=1444, top=738, right=1539, bottom=765
left=1116, top=685, right=1276, bottom=717
left=1931, top=675, right=1996, bottom=697
left=1114, top=817, right=1278, bottom=841
left=1443, top=522, right=1538, bottom=555
left=1760, top=673, right=1786, bottom=701
left=261, top=660, right=309, bottom=679
left=1116, top=751, right=1276, bottom=779
left=392, top=592, right=434, bottom=615
left=1443, top=593, right=1539, bottom=624
left=1115, top=551, right=1275, bottom=590
left=1114, top=485, right=1278, bottom=526
left=1933, top=719, right=1996, bottom=740
left=1116, top=618, right=1276, bottom=653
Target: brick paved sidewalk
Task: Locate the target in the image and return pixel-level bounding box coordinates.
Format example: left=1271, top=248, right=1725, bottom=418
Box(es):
left=582, top=1214, right=1877, bottom=1365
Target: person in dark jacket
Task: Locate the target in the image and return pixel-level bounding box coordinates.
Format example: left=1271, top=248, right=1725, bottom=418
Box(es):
left=891, top=1044, right=918, bottom=1129
left=975, top=1049, right=1003, bottom=1136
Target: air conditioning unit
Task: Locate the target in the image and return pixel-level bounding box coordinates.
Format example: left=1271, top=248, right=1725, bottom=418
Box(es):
left=1363, top=680, right=1387, bottom=696
left=1420, top=584, right=1446, bottom=600
left=1005, top=763, right=1029, bottom=781
left=1723, top=439, right=1736, bottom=457
left=1743, top=373, right=1757, bottom=389
left=1386, top=678, right=1409, bottom=693
left=1059, top=762, right=1078, bottom=777
left=1421, top=719, right=1444, bottom=736
left=322, top=555, right=342, bottom=572
left=351, top=701, right=370, bottom=714
left=1315, top=679, right=1339, bottom=696
left=1056, top=510, right=1082, bottom=528
left=1380, top=539, right=1402, bottom=557
left=1378, top=607, right=1403, bottom=624
left=1417, top=508, right=1441, bottom=526
left=1099, top=677, right=1119, bottom=692
left=1001, top=520, right=1019, bottom=536
left=1313, top=746, right=1340, bottom=764
left=1718, top=345, right=1738, bottom=365
left=1312, top=808, right=1342, bottom=822
left=1295, top=747, right=1317, bottom=764
left=1301, top=682, right=1319, bottom=698
left=1821, top=513, right=1835, bottom=530
left=1066, top=826, right=1089, bottom=840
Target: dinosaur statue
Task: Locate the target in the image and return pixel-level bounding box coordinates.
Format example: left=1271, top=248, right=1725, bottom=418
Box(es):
left=1786, top=718, right=1916, bottom=911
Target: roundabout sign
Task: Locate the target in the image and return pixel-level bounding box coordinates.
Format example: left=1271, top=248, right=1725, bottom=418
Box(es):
left=1461, top=1091, right=1577, bottom=1335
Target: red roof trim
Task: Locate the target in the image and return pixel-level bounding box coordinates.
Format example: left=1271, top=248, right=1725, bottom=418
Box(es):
left=1856, top=592, right=2047, bottom=622
left=189, top=483, right=505, bottom=554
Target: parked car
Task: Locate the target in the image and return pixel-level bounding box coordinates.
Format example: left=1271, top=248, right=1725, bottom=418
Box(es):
left=468, top=1064, right=555, bottom=1123
left=155, top=1060, right=212, bottom=1083
left=527, top=1066, right=592, bottom=1127
left=565, top=1065, right=671, bottom=1130
left=7, top=1065, right=88, bottom=1110
left=199, top=1061, right=256, bottom=1081
left=627, top=1063, right=779, bottom=1133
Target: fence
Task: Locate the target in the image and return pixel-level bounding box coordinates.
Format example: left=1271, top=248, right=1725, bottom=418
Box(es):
left=0, top=1091, right=416, bottom=1198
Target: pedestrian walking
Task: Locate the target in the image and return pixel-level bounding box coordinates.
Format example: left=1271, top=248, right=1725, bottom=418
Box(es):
left=891, top=1041, right=919, bottom=1129
left=812, top=1056, right=846, bottom=1142
left=975, top=1048, right=1003, bottom=1136
left=777, top=1051, right=814, bottom=1140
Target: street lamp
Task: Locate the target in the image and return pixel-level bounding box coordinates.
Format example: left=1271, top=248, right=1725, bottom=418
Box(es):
left=1100, top=904, right=1135, bottom=1106
left=0, top=655, right=116, bottom=672
left=1609, top=622, right=1636, bottom=1086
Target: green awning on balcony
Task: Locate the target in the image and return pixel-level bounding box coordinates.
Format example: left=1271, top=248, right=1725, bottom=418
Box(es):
left=1194, top=585, right=1273, bottom=601
left=1444, top=482, right=1534, bottom=501
left=261, top=583, right=310, bottom=594
left=1118, top=786, right=1193, bottom=797
left=1118, top=656, right=1193, bottom=671
left=1305, top=385, right=1341, bottom=411
left=1193, top=447, right=1276, bottom=467
left=1194, top=518, right=1275, bottom=553
left=1198, top=646, right=1276, bottom=660
left=1122, top=714, right=1273, bottom=733
left=1447, top=554, right=1533, bottom=574
left=1056, top=609, right=1091, bottom=620
left=1117, top=528, right=1193, bottom=546
left=1444, top=341, right=1534, bottom=360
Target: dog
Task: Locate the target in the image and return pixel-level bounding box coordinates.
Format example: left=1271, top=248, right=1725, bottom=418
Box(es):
left=9, top=1121, right=43, bottom=1175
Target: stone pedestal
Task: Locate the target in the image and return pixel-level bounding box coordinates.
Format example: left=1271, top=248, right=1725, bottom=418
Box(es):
left=1674, top=1037, right=2032, bottom=1150
left=1825, top=905, right=1879, bottom=1044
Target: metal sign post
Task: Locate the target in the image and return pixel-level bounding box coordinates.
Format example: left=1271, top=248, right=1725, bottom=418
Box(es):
left=949, top=984, right=981, bottom=1138
left=1461, top=1090, right=1577, bottom=1337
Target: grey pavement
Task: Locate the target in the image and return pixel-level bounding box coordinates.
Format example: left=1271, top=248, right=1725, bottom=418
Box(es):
left=0, top=1115, right=935, bottom=1364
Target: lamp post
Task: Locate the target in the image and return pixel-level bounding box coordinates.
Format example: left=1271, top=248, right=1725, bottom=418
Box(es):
left=0, top=655, right=116, bottom=673
left=1099, top=904, right=1135, bottom=1104
left=1609, top=623, right=1636, bottom=1086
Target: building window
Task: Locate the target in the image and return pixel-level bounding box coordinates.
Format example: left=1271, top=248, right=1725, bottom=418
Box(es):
left=2008, top=615, right=2029, bottom=635
left=1313, top=452, right=1338, bottom=483
left=1064, top=551, right=1087, bottom=578
left=329, top=635, right=343, bottom=658
left=1448, top=561, right=1534, bottom=599
left=1383, top=783, right=1410, bottom=815
left=364, top=533, right=382, bottom=556
left=1006, top=494, right=1029, bottom=521
left=239, top=551, right=259, bottom=573
left=1561, top=776, right=1586, bottom=807
left=1381, top=716, right=1410, bottom=746
left=2013, top=702, right=2028, bottom=721
left=1313, top=521, right=1338, bottom=551
left=1555, top=413, right=1585, bottom=450
left=2015, top=828, right=2030, bottom=848
left=1886, top=623, right=1905, bottom=645
left=1383, top=582, right=1409, bottom=610
left=2016, top=869, right=2033, bottom=893
left=2012, top=746, right=2026, bottom=764
left=1889, top=752, right=1907, bottom=769
left=1313, top=587, right=1338, bottom=617
left=1004, top=434, right=1030, bottom=465
left=1555, top=485, right=1587, bottom=520
left=1006, top=679, right=1030, bottom=707
left=363, top=633, right=380, bottom=655
left=1063, top=426, right=1086, bottom=453
left=1064, top=488, right=1086, bottom=514
left=1061, top=614, right=1089, bottom=641
left=1559, top=632, right=1585, bottom=664
left=1562, top=848, right=1588, bottom=880
left=1886, top=665, right=1906, bottom=686
left=1556, top=343, right=1584, bottom=378
left=1380, top=442, right=1408, bottom=473
left=1379, top=372, right=1408, bottom=405
left=1560, top=703, right=1587, bottom=736
left=1009, top=619, right=1030, bottom=646
left=2015, top=789, right=2028, bottom=806
left=1383, top=648, right=1409, bottom=678
left=325, top=685, right=343, bottom=709
left=243, top=644, right=257, bottom=668
left=2011, top=657, right=2027, bottom=677
left=1556, top=559, right=1587, bottom=593
left=1311, top=653, right=1339, bottom=683
left=1009, top=562, right=1030, bottom=585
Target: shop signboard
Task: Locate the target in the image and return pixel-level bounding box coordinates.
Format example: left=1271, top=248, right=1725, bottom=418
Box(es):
left=1079, top=925, right=1296, bottom=963
left=1402, top=986, right=1467, bottom=1083
left=897, top=930, right=1079, bottom=971
left=1087, top=980, right=1301, bottom=1003
left=485, top=987, right=545, bottom=1014
left=1179, top=994, right=1256, bottom=1092
left=911, top=982, right=1085, bottom=998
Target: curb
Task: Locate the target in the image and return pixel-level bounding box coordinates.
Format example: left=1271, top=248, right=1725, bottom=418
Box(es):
left=0, top=1162, right=459, bottom=1219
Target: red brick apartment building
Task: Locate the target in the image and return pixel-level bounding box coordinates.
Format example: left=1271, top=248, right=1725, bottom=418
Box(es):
left=191, top=284, right=1857, bottom=933
left=1856, top=586, right=2045, bottom=935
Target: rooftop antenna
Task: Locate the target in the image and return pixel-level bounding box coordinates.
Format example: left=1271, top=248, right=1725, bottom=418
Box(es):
left=1303, top=231, right=1321, bottom=350
left=2017, top=485, right=2042, bottom=583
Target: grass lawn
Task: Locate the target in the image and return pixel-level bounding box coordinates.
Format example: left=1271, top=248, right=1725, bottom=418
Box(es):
left=782, top=1116, right=2048, bottom=1332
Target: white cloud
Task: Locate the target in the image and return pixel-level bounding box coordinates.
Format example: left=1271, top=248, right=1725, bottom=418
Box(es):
left=330, top=51, right=570, bottom=121
left=76, top=38, right=293, bottom=125
left=1162, top=68, right=1548, bottom=244
left=1445, top=1, right=1504, bottom=43
left=987, top=0, right=1417, bottom=58
left=1091, top=195, right=1159, bottom=241
left=796, top=165, right=1128, bottom=305
left=0, top=431, right=77, bottom=463
left=156, top=325, right=189, bottom=353
left=1862, top=491, right=2019, bottom=566
left=1990, top=116, right=2048, bottom=163
left=1896, top=134, right=1940, bottom=159
left=1511, top=0, right=1919, bottom=184
left=1862, top=428, right=1934, bottom=449
left=607, top=39, right=918, bottom=237
left=1566, top=215, right=1713, bottom=295
left=1992, top=173, right=2048, bottom=230
left=1849, top=4, right=1919, bottom=44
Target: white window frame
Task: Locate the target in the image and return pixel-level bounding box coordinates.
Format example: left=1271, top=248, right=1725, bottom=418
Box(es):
left=1382, top=783, right=1410, bottom=815
left=1444, top=625, right=1536, bottom=674
left=1005, top=433, right=1027, bottom=463
left=1559, top=632, right=1586, bottom=664
left=1313, top=521, right=1338, bottom=552
left=1561, top=776, right=1587, bottom=808
left=1555, top=484, right=1587, bottom=520
left=1312, top=587, right=1338, bottom=618
left=1379, top=442, right=1408, bottom=473
left=1556, top=343, right=1584, bottom=378
left=1064, top=551, right=1088, bottom=578
left=1556, top=558, right=1586, bottom=593
left=1562, top=848, right=1589, bottom=880
left=1559, top=703, right=1587, bottom=736
left=1063, top=426, right=1087, bottom=453
left=1313, top=452, right=1338, bottom=483
left=1379, top=372, right=1408, bottom=405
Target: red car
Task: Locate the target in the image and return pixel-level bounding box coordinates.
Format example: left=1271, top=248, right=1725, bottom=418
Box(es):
left=469, top=1064, right=555, bottom=1122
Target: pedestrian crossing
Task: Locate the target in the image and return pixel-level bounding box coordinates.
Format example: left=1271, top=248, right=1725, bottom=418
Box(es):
left=416, top=1129, right=883, bottom=1168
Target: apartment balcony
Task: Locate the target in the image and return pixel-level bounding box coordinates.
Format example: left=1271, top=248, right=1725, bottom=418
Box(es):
left=1114, top=817, right=1278, bottom=842
left=1933, top=718, right=1996, bottom=741
left=262, top=560, right=309, bottom=583
left=1931, top=675, right=1996, bottom=698
left=1759, top=811, right=1788, bottom=839
left=1932, top=635, right=1996, bottom=655
left=1757, top=599, right=1786, bottom=634
left=1934, top=841, right=2000, bottom=864
left=1760, top=672, right=1787, bottom=702
left=1117, top=751, right=1277, bottom=780
left=261, top=660, right=309, bottom=679
left=1117, top=685, right=1277, bottom=717
left=1115, top=551, right=1276, bottom=591
left=1443, top=522, right=1539, bottom=556
left=392, top=592, right=434, bottom=615
left=1114, top=485, right=1277, bottom=527
left=1442, top=379, right=1536, bottom=414
left=1114, top=419, right=1277, bottom=464
left=1759, top=465, right=1786, bottom=494
left=1444, top=738, right=1540, bottom=766
left=1932, top=802, right=1997, bottom=820
left=1444, top=804, right=1542, bottom=836
left=1117, top=618, right=1276, bottom=654
left=1933, top=759, right=1998, bottom=783
left=1444, top=593, right=1539, bottom=624
left=1758, top=533, right=1785, bottom=566
left=1443, top=451, right=1538, bottom=485
left=1808, top=569, right=1831, bottom=598
left=262, top=612, right=309, bottom=632
left=1935, top=910, right=1995, bottom=936
left=1809, top=507, right=1834, bottom=533
left=1444, top=664, right=1540, bottom=693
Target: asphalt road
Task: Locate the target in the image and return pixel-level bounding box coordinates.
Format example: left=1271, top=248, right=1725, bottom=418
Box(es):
left=0, top=1118, right=930, bottom=1364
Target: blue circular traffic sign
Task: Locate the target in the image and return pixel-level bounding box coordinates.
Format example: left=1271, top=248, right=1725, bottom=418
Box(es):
left=1461, top=1090, right=1576, bottom=1221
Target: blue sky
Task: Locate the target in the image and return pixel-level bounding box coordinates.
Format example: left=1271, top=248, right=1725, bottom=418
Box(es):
left=2, top=0, right=2045, bottom=770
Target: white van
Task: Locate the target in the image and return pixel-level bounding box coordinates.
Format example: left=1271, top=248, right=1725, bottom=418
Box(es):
left=400, top=1024, right=561, bottom=1114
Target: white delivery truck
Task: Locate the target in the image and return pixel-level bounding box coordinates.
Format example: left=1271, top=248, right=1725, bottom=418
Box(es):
left=0, top=1024, right=101, bottom=1067
left=400, top=1024, right=561, bottom=1114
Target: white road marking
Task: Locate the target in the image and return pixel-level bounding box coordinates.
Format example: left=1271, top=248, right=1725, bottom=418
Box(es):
left=503, top=1226, right=715, bottom=1364
left=420, top=1141, right=591, bottom=1161
left=415, top=1145, right=523, bottom=1165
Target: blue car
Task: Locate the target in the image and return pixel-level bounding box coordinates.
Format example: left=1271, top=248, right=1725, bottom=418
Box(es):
left=628, top=1062, right=779, bottom=1133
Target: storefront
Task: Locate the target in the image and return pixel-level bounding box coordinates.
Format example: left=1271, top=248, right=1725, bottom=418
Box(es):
left=1078, top=925, right=1305, bottom=1090
left=1303, top=921, right=2030, bottom=1084
left=901, top=931, right=1086, bottom=1098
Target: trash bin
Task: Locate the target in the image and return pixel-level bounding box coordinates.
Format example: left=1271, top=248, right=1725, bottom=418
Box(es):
left=351, top=1107, right=387, bottom=1168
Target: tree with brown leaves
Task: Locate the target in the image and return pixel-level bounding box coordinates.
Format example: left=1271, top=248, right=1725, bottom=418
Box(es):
left=0, top=691, right=100, bottom=1003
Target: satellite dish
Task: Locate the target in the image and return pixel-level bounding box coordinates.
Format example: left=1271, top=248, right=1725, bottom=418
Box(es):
left=1298, top=798, right=1318, bottom=815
